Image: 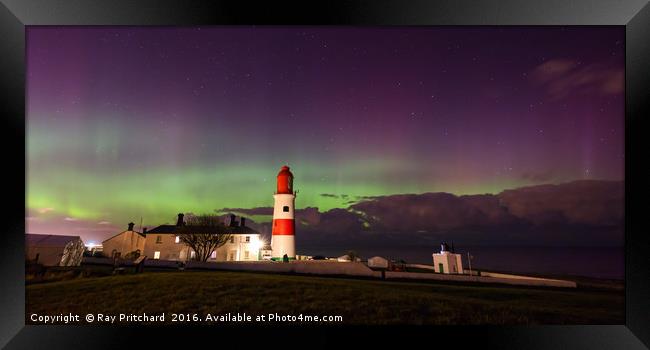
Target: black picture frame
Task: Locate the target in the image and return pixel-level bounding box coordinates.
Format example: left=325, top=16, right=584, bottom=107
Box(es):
left=1, top=0, right=648, bottom=348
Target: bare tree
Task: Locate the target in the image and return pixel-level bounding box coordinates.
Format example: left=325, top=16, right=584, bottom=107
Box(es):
left=346, top=250, right=360, bottom=262
left=178, top=214, right=232, bottom=262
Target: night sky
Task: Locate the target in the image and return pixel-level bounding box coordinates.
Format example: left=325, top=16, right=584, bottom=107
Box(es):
left=26, top=27, right=624, bottom=244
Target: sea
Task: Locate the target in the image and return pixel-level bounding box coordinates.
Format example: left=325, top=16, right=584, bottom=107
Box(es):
left=297, top=244, right=624, bottom=280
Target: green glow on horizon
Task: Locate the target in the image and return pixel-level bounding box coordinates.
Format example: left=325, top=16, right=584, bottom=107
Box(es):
left=26, top=157, right=531, bottom=227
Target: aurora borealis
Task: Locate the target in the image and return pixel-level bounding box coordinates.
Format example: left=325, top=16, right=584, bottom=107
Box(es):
left=26, top=27, right=624, bottom=244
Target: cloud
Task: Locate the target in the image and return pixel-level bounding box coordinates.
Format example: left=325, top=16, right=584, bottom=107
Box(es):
left=296, top=180, right=623, bottom=247
left=97, top=221, right=111, bottom=225
left=349, top=192, right=521, bottom=231
left=38, top=207, right=55, bottom=214
left=217, top=207, right=273, bottom=216
left=531, top=59, right=576, bottom=82
left=498, top=180, right=623, bottom=226
left=27, top=213, right=121, bottom=244
left=530, top=59, right=623, bottom=100
left=320, top=193, right=339, bottom=198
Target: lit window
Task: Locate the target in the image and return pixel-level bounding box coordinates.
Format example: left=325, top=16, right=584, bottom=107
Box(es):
left=175, top=236, right=180, bottom=243
left=211, top=251, right=216, bottom=259
left=245, top=236, right=250, bottom=243
left=190, top=251, right=196, bottom=259
left=156, top=235, right=162, bottom=244
left=283, top=206, right=289, bottom=212
left=153, top=251, right=160, bottom=259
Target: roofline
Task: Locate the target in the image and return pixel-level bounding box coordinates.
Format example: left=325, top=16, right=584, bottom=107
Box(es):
left=144, top=224, right=260, bottom=235
left=145, top=232, right=261, bottom=236
left=102, top=230, right=144, bottom=243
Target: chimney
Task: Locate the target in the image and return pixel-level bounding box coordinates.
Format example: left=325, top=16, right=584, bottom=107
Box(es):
left=142, top=227, right=147, bottom=234
left=230, top=214, right=237, bottom=227
left=128, top=222, right=135, bottom=231
left=176, top=213, right=185, bottom=227
left=241, top=217, right=246, bottom=227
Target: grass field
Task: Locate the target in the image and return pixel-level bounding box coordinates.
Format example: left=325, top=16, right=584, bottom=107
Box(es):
left=26, top=270, right=624, bottom=325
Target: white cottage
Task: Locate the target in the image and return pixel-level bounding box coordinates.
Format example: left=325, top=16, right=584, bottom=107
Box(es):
left=143, top=213, right=265, bottom=262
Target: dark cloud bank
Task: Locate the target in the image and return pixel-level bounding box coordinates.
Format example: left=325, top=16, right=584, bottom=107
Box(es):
left=219, top=180, right=623, bottom=248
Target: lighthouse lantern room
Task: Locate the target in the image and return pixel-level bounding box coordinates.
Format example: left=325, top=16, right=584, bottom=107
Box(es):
left=271, top=165, right=296, bottom=260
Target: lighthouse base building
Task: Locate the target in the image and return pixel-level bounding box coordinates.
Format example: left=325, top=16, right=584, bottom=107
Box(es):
left=432, top=242, right=463, bottom=274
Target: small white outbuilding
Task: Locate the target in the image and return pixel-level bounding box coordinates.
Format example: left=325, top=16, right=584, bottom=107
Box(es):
left=367, top=256, right=390, bottom=269
left=337, top=254, right=361, bottom=262
left=432, top=243, right=463, bottom=274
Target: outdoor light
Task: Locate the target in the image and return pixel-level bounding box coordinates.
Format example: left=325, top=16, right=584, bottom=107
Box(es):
left=251, top=237, right=264, bottom=253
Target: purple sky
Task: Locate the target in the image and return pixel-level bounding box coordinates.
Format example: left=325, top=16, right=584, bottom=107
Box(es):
left=26, top=26, right=624, bottom=243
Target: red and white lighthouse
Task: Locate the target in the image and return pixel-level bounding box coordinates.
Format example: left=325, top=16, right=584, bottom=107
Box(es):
left=271, top=165, right=296, bottom=261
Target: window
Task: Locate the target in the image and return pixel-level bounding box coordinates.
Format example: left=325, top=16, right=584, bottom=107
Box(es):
left=211, top=251, right=217, bottom=259
left=175, top=236, right=180, bottom=243
left=283, top=206, right=289, bottom=212
left=154, top=251, right=160, bottom=259
left=230, top=237, right=235, bottom=243
left=244, top=251, right=250, bottom=259
left=245, top=236, right=250, bottom=243
left=156, top=235, right=162, bottom=244
left=190, top=251, right=196, bottom=259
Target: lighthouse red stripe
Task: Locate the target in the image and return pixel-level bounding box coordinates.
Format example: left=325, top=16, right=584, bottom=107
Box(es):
left=272, top=219, right=295, bottom=235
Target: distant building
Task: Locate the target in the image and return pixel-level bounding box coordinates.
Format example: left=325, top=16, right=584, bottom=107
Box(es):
left=367, top=256, right=390, bottom=269
left=26, top=234, right=85, bottom=266
left=102, top=222, right=145, bottom=258
left=432, top=242, right=463, bottom=274
left=142, top=213, right=264, bottom=262
left=337, top=254, right=361, bottom=262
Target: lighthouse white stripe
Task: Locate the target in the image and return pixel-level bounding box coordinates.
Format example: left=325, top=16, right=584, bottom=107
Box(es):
left=271, top=235, right=295, bottom=258
left=273, top=194, right=295, bottom=219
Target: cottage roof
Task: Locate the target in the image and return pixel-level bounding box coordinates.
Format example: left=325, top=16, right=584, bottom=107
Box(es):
left=145, top=224, right=259, bottom=235
left=101, top=230, right=146, bottom=243
left=225, top=225, right=259, bottom=235
left=145, top=225, right=180, bottom=234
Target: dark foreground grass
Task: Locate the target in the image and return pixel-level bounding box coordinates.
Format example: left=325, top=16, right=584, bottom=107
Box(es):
left=26, top=271, right=623, bottom=325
